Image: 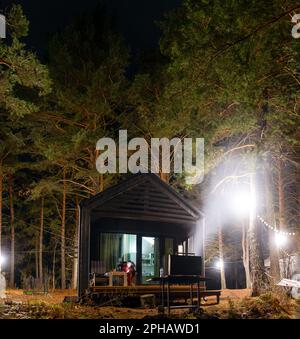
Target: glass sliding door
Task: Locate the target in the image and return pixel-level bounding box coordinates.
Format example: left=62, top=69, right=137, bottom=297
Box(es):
left=141, top=237, right=160, bottom=284
left=99, top=233, right=137, bottom=273
left=97, top=233, right=164, bottom=284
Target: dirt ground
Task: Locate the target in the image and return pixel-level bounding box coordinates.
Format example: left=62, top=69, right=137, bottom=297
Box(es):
left=1, top=289, right=160, bottom=319
left=0, top=288, right=297, bottom=319
left=4, top=288, right=77, bottom=304
left=3, top=288, right=251, bottom=304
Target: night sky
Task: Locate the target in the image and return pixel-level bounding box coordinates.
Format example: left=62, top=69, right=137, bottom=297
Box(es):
left=1, top=0, right=181, bottom=56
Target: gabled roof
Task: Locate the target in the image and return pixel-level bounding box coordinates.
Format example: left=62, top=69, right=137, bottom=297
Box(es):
left=81, top=174, right=203, bottom=224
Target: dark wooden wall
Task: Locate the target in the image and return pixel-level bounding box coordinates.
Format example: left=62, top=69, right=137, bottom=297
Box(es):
left=78, top=175, right=204, bottom=296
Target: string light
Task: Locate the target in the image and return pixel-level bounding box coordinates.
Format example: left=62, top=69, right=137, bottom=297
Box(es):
left=257, top=215, right=296, bottom=237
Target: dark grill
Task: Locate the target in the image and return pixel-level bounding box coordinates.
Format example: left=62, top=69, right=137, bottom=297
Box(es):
left=168, top=255, right=202, bottom=276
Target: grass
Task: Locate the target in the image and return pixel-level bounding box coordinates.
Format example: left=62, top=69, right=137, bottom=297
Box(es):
left=191, top=292, right=295, bottom=319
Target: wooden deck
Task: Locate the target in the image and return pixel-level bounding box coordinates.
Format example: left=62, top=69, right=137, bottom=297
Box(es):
left=90, top=285, right=221, bottom=305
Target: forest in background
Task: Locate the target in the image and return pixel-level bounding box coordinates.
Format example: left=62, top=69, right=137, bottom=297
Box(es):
left=0, top=0, right=300, bottom=295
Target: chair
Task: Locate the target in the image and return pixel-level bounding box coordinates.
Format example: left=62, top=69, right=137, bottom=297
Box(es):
left=90, top=261, right=109, bottom=286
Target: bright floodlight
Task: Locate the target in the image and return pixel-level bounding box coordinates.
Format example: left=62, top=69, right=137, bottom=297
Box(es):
left=275, top=233, right=287, bottom=247
left=215, top=258, right=223, bottom=269
left=230, top=190, right=255, bottom=217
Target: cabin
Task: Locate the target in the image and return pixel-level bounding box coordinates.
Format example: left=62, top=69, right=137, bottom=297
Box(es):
left=78, top=173, right=205, bottom=299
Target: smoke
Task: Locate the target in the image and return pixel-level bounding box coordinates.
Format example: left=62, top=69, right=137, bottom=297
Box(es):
left=193, top=153, right=256, bottom=257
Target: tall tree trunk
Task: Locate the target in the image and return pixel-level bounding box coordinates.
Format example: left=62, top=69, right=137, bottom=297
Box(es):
left=242, top=220, right=251, bottom=289
left=248, top=87, right=269, bottom=295
left=234, top=246, right=238, bottom=289
left=217, top=216, right=226, bottom=289
left=277, top=159, right=288, bottom=279
left=278, top=158, right=286, bottom=230
left=39, top=197, right=44, bottom=282
left=159, top=172, right=169, bottom=182
left=72, top=195, right=79, bottom=290
left=95, top=149, right=104, bottom=193
left=99, top=174, right=104, bottom=192
left=249, top=171, right=266, bottom=296
left=35, top=235, right=39, bottom=279
left=61, top=167, right=66, bottom=289
left=52, top=241, right=58, bottom=291
left=264, top=163, right=280, bottom=281
left=0, top=160, right=2, bottom=273
left=8, top=172, right=15, bottom=287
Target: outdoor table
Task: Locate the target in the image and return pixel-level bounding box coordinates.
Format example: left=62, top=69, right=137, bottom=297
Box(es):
left=108, top=271, right=128, bottom=287
left=147, top=275, right=207, bottom=315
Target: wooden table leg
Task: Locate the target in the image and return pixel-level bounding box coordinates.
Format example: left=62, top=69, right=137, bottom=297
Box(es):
left=123, top=272, right=128, bottom=287
left=108, top=273, right=112, bottom=286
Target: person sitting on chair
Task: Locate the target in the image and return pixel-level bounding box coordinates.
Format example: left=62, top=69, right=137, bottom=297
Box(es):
left=125, top=260, right=136, bottom=286
left=117, top=260, right=136, bottom=286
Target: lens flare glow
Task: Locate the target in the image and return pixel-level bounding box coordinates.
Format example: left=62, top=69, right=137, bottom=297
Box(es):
left=0, top=255, right=5, bottom=265
left=275, top=233, right=287, bottom=247
left=215, top=259, right=224, bottom=269
left=229, top=191, right=255, bottom=217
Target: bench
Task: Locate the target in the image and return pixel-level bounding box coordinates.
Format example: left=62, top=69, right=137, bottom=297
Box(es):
left=90, top=261, right=109, bottom=287
left=200, top=290, right=221, bottom=305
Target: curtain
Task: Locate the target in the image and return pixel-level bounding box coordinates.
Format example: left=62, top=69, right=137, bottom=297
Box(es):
left=99, top=233, right=122, bottom=272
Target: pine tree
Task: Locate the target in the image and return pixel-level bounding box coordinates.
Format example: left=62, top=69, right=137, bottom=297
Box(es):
left=159, top=0, right=300, bottom=294
left=0, top=4, right=51, bottom=274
